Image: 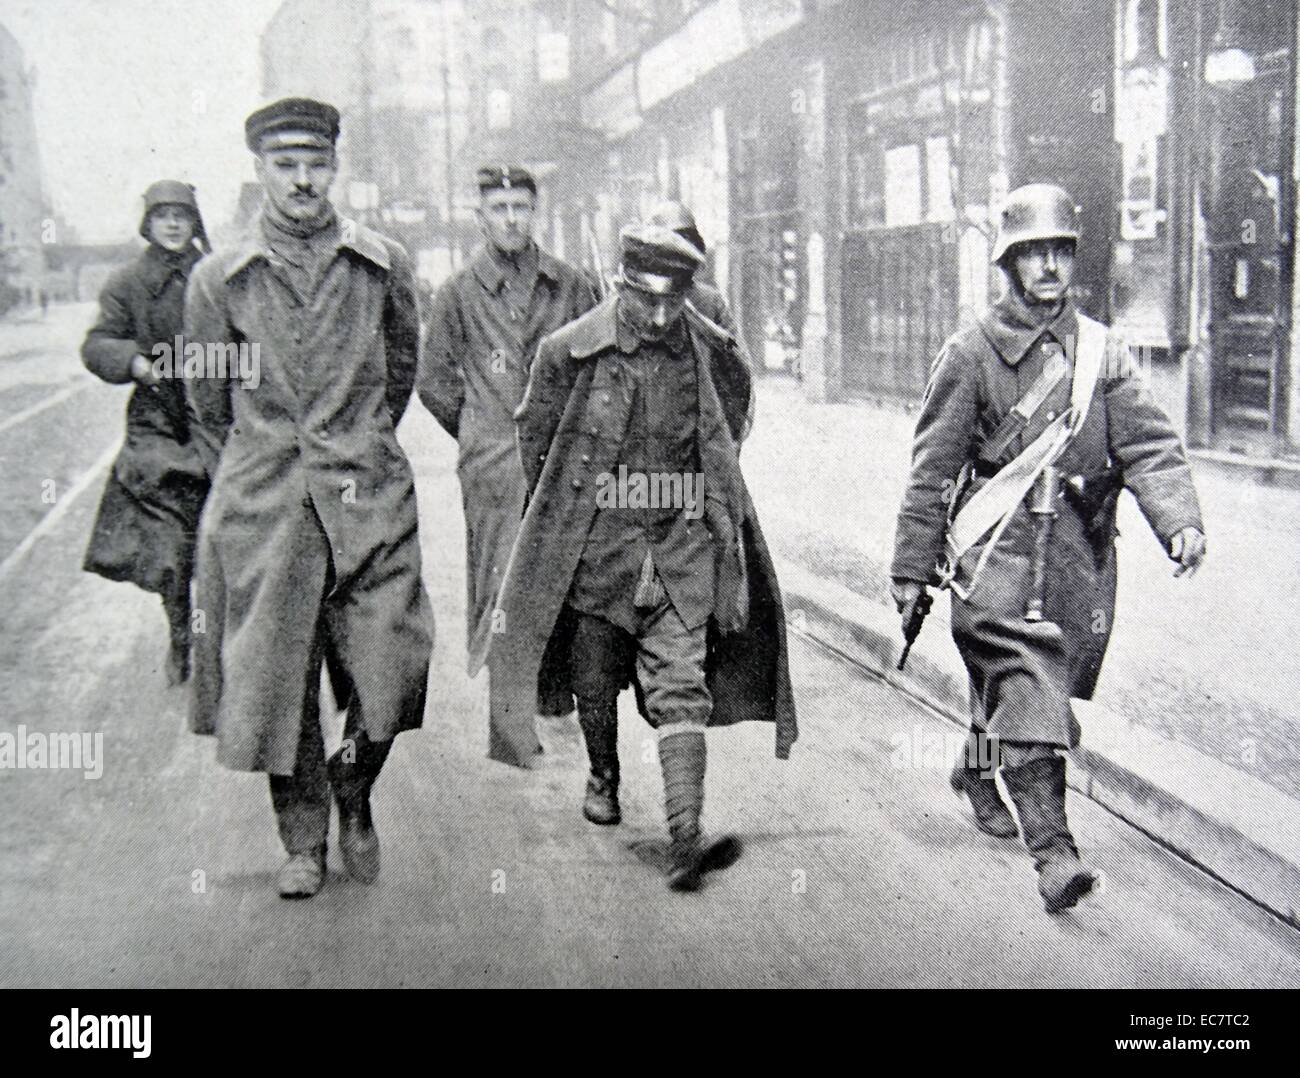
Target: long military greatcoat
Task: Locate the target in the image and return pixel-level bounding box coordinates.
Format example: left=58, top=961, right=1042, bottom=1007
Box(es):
left=892, top=293, right=1204, bottom=746
left=419, top=245, right=597, bottom=675
left=82, top=243, right=208, bottom=596
left=183, top=212, right=433, bottom=774
left=488, top=296, right=797, bottom=767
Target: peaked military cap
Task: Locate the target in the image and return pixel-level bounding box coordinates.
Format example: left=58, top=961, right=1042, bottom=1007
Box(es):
left=619, top=223, right=705, bottom=295
left=476, top=164, right=537, bottom=195
left=648, top=200, right=706, bottom=256
left=245, top=97, right=340, bottom=152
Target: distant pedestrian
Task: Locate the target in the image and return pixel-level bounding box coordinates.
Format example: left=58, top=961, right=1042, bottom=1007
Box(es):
left=419, top=164, right=598, bottom=766
left=184, top=98, right=433, bottom=899
left=81, top=180, right=211, bottom=686
left=491, top=224, right=797, bottom=889
left=891, top=183, right=1206, bottom=913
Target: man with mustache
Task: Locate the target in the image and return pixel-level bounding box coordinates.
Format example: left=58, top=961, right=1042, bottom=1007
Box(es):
left=419, top=165, right=597, bottom=767
left=184, top=98, right=433, bottom=899
left=891, top=183, right=1205, bottom=913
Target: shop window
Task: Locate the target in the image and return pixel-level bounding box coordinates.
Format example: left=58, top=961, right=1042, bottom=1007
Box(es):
left=1117, top=0, right=1169, bottom=240
left=884, top=144, right=922, bottom=227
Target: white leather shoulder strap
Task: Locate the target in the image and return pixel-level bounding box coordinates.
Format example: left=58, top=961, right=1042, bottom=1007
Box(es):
left=939, top=314, right=1109, bottom=595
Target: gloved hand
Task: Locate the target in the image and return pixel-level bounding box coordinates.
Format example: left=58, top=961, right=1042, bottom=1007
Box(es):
left=1168, top=526, right=1206, bottom=579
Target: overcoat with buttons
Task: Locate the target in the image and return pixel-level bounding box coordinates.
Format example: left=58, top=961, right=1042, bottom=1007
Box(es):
left=419, top=245, right=598, bottom=675
left=891, top=292, right=1204, bottom=746
left=182, top=212, right=433, bottom=774
left=487, top=296, right=797, bottom=767
left=81, top=243, right=209, bottom=596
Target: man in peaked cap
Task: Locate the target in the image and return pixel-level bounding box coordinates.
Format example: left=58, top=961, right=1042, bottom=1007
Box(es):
left=418, top=162, right=597, bottom=767
left=184, top=97, right=433, bottom=899
left=890, top=182, right=1205, bottom=913
left=490, top=222, right=797, bottom=891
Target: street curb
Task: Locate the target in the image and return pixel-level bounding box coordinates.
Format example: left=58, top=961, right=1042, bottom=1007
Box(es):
left=1189, top=448, right=1300, bottom=493
left=776, top=556, right=1300, bottom=928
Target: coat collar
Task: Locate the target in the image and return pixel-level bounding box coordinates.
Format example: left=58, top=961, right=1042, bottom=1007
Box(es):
left=139, top=243, right=201, bottom=296
left=469, top=242, right=560, bottom=292
left=566, top=295, right=619, bottom=358
left=566, top=296, right=693, bottom=359
left=981, top=293, right=1078, bottom=367
left=222, top=211, right=390, bottom=281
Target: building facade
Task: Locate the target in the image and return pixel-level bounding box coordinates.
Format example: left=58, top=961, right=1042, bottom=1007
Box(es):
left=0, top=22, right=49, bottom=314
left=261, top=0, right=584, bottom=287
left=562, top=0, right=1300, bottom=460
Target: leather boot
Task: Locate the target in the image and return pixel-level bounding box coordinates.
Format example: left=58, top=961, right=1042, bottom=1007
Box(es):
left=659, top=729, right=742, bottom=891
left=578, top=704, right=621, bottom=825
left=1002, top=755, right=1097, bottom=913
left=950, top=730, right=1018, bottom=839
left=582, top=767, right=621, bottom=825
left=327, top=752, right=382, bottom=884
left=333, top=791, right=380, bottom=883
left=277, top=846, right=326, bottom=899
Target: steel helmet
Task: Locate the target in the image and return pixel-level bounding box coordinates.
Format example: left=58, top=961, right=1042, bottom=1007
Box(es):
left=139, top=180, right=208, bottom=250
left=648, top=200, right=706, bottom=256
left=991, top=183, right=1079, bottom=264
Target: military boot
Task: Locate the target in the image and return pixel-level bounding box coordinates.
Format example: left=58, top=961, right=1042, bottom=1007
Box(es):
left=582, top=767, right=621, bottom=826
left=1002, top=755, right=1097, bottom=913
left=659, top=729, right=742, bottom=892
left=327, top=745, right=387, bottom=885
left=578, top=705, right=621, bottom=825
left=950, top=730, right=1018, bottom=839
left=277, top=845, right=326, bottom=899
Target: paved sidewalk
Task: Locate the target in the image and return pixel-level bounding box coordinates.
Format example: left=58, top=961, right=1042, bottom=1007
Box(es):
left=744, top=377, right=1300, bottom=804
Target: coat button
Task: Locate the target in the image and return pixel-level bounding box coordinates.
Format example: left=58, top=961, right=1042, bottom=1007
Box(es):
left=1045, top=410, right=1056, bottom=421
left=602, top=393, right=611, bottom=404
left=572, top=478, right=582, bottom=489
left=581, top=454, right=590, bottom=464
left=590, top=426, right=599, bottom=436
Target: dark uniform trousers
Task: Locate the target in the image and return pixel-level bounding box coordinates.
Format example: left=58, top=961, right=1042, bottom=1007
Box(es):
left=268, top=504, right=393, bottom=855
left=566, top=323, right=715, bottom=774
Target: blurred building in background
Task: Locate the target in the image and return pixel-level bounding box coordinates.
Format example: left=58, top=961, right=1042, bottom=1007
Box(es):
left=254, top=0, right=1300, bottom=463
left=0, top=22, right=50, bottom=315
left=557, top=0, right=1300, bottom=464
left=260, top=0, right=584, bottom=290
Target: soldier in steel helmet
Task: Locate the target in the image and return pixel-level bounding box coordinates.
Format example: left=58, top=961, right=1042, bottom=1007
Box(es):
left=890, top=183, right=1206, bottom=913
left=82, top=181, right=212, bottom=686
